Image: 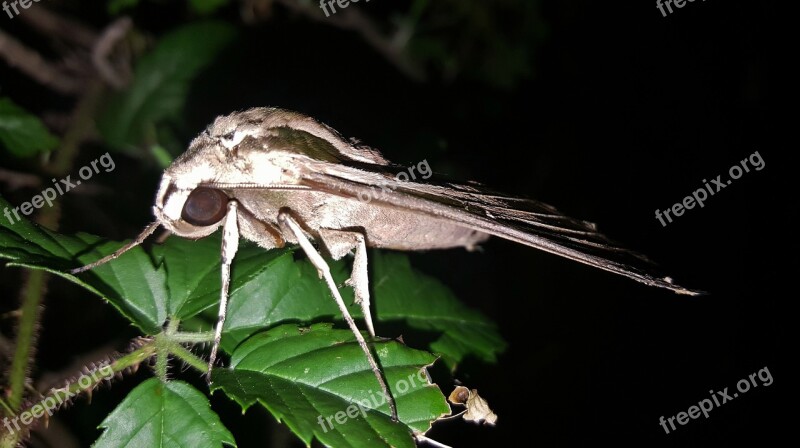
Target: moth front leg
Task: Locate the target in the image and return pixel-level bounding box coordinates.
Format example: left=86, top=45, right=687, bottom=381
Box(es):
left=208, top=200, right=240, bottom=379
left=318, top=229, right=374, bottom=337
left=277, top=211, right=399, bottom=421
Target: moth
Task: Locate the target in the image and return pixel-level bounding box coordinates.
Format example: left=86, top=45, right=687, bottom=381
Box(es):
left=71, top=107, right=698, bottom=421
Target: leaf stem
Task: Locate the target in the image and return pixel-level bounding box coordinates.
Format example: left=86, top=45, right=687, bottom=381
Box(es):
left=161, top=320, right=210, bottom=372
left=169, top=331, right=215, bottom=343
left=167, top=342, right=208, bottom=373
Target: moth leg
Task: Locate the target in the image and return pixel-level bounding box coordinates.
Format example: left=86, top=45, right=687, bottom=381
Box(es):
left=208, top=200, right=240, bottom=380
left=278, top=211, right=399, bottom=421
left=317, top=229, right=374, bottom=337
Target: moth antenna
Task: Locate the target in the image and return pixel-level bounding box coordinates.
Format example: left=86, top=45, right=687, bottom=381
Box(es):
left=70, top=221, right=161, bottom=274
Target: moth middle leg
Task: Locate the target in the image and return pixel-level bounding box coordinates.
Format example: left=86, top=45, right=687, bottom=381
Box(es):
left=277, top=211, right=399, bottom=421
left=317, top=228, right=374, bottom=337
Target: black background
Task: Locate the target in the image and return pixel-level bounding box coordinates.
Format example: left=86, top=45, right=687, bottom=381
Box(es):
left=0, top=0, right=791, bottom=447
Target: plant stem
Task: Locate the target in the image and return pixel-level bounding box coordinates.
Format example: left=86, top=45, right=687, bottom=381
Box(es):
left=7, top=270, right=46, bottom=412
left=0, top=340, right=156, bottom=446
left=154, top=333, right=170, bottom=382
left=39, top=342, right=156, bottom=401
left=153, top=322, right=210, bottom=379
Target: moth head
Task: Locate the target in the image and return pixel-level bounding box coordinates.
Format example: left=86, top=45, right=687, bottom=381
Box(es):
left=151, top=109, right=294, bottom=237
left=153, top=175, right=230, bottom=238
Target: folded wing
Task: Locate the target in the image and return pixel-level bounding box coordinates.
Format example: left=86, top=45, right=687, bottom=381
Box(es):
left=298, top=159, right=701, bottom=296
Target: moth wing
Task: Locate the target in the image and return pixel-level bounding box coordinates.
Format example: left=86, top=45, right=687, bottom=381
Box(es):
left=297, top=160, right=700, bottom=295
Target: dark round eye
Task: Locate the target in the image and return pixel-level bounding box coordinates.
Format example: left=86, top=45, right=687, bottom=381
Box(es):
left=181, top=188, right=228, bottom=226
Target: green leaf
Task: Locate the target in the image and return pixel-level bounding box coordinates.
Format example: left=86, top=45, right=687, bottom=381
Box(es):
left=98, top=22, right=236, bottom=149
left=0, top=195, right=169, bottom=333
left=0, top=195, right=504, bottom=366
left=94, top=379, right=236, bottom=448
left=212, top=324, right=449, bottom=448
left=0, top=97, right=59, bottom=157
left=222, top=250, right=506, bottom=369
left=370, top=252, right=507, bottom=367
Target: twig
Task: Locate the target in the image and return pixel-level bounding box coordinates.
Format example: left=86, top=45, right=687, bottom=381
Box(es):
left=272, top=0, right=426, bottom=81
left=0, top=29, right=83, bottom=95
left=47, top=80, right=106, bottom=176
left=18, top=6, right=98, bottom=48
left=0, top=168, right=41, bottom=190
left=92, top=17, right=133, bottom=89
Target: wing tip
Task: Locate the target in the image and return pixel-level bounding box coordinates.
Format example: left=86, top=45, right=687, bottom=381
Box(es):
left=663, top=276, right=706, bottom=296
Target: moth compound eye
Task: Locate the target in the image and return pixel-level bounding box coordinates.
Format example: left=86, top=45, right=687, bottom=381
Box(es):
left=181, top=188, right=228, bottom=226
